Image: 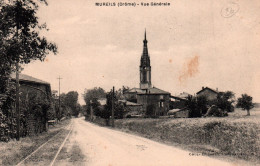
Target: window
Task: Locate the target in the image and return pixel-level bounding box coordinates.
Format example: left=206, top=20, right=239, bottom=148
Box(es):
left=159, top=101, right=164, bottom=107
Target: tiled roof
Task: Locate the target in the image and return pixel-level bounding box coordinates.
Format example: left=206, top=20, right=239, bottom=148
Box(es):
left=10, top=73, right=50, bottom=85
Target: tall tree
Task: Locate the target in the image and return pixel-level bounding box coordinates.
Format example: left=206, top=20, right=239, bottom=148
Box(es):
left=236, top=94, right=254, bottom=116
left=64, top=91, right=79, bottom=117
left=0, top=0, right=57, bottom=141
left=215, top=91, right=235, bottom=112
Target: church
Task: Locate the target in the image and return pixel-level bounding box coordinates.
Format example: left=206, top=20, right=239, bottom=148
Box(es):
left=124, top=30, right=170, bottom=116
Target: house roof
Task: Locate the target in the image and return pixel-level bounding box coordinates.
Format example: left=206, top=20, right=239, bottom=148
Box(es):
left=177, top=92, right=192, bottom=99
left=10, top=73, right=50, bottom=85
left=196, top=87, right=218, bottom=95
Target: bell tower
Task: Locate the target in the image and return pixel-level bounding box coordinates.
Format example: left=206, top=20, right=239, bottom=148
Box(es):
left=140, top=30, right=152, bottom=89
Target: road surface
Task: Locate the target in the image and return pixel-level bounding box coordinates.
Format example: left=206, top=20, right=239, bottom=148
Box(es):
left=63, top=118, right=241, bottom=166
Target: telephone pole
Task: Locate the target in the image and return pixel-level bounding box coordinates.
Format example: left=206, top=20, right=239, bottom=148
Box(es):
left=16, top=62, right=20, bottom=141
left=57, top=76, right=62, bottom=121
left=111, top=86, right=115, bottom=127
left=15, top=6, right=20, bottom=141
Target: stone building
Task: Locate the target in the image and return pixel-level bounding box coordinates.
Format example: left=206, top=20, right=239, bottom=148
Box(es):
left=10, top=73, right=52, bottom=135
left=124, top=30, right=170, bottom=116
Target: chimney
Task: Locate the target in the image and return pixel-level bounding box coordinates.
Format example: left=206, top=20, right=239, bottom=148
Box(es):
left=216, top=88, right=218, bottom=92
left=202, top=86, right=204, bottom=90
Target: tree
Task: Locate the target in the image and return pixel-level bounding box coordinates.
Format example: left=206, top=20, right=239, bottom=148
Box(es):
left=105, top=90, right=124, bottom=119
left=83, top=87, right=106, bottom=115
left=215, top=91, right=235, bottom=112
left=236, top=94, right=254, bottom=116
left=184, top=95, right=209, bottom=117
left=185, top=95, right=201, bottom=118
left=64, top=91, right=79, bottom=117
left=0, top=0, right=57, bottom=141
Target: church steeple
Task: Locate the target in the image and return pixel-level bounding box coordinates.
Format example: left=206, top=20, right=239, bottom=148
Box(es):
left=140, top=29, right=152, bottom=89
left=141, top=30, right=150, bottom=67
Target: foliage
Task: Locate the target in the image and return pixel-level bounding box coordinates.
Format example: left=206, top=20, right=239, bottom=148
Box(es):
left=64, top=91, right=79, bottom=117
left=0, top=0, right=57, bottom=65
left=214, top=91, right=235, bottom=112
left=197, top=96, right=208, bottom=115
left=185, top=95, right=203, bottom=117
left=0, top=0, right=57, bottom=141
left=103, top=89, right=124, bottom=119
left=236, top=94, right=254, bottom=116
left=204, top=105, right=228, bottom=117
left=185, top=92, right=234, bottom=118
left=20, top=88, right=51, bottom=135
left=53, top=91, right=80, bottom=119
left=83, top=87, right=106, bottom=115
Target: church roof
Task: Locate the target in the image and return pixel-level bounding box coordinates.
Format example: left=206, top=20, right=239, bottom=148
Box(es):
left=126, top=88, right=144, bottom=93
left=125, top=87, right=170, bottom=95
left=138, top=87, right=170, bottom=95
left=10, top=73, right=50, bottom=85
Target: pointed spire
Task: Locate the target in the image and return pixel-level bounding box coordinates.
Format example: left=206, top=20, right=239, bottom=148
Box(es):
left=143, top=29, right=148, bottom=45
left=144, top=29, right=146, bottom=41
left=141, top=29, right=150, bottom=67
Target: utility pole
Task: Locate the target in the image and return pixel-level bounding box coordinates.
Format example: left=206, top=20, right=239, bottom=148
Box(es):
left=15, top=6, right=20, bottom=140
left=111, top=86, right=115, bottom=127
left=16, top=62, right=20, bottom=141
left=57, top=76, right=62, bottom=121
left=90, top=100, right=93, bottom=121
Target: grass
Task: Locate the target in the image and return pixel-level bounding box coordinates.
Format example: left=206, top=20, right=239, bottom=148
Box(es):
left=0, top=119, right=71, bottom=166
left=111, top=108, right=260, bottom=165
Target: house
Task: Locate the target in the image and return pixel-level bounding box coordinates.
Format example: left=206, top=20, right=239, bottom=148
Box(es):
left=10, top=73, right=52, bottom=135
left=196, top=87, right=219, bottom=101
left=118, top=99, right=143, bottom=117
left=170, top=92, right=192, bottom=109
left=123, top=31, right=170, bottom=116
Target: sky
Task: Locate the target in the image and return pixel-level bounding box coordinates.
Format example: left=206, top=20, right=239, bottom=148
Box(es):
left=22, top=0, right=260, bottom=105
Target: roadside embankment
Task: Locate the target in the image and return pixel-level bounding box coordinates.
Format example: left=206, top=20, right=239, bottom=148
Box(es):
left=85, top=115, right=260, bottom=163
left=115, top=118, right=260, bottom=162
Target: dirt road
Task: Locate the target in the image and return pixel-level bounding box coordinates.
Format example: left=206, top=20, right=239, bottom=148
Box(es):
left=65, top=118, right=242, bottom=166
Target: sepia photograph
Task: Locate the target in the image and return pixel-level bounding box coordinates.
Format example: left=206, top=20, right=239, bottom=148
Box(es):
left=0, top=0, right=260, bottom=165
